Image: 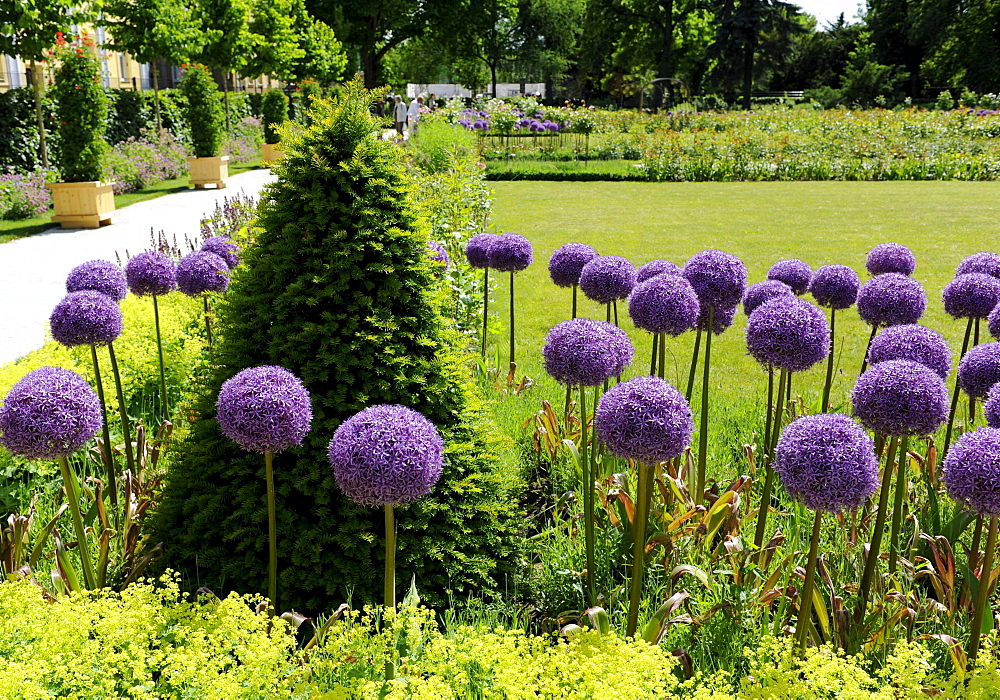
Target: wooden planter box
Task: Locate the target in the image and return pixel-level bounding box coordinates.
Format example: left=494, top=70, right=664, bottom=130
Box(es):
left=261, top=143, right=284, bottom=163
left=47, top=181, right=116, bottom=229
left=188, top=155, right=230, bottom=189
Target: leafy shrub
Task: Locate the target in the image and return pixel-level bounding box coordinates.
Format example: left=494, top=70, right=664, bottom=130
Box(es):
left=223, top=116, right=264, bottom=164
left=104, top=130, right=188, bottom=194
left=104, top=89, right=153, bottom=144
left=50, top=35, right=108, bottom=182
left=936, top=90, right=955, bottom=111
left=410, top=120, right=478, bottom=174
left=261, top=89, right=289, bottom=144
left=0, top=169, right=52, bottom=219
left=179, top=64, right=223, bottom=158
left=0, top=88, right=59, bottom=173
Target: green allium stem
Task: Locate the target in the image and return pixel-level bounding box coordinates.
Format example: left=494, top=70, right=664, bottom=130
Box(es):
left=860, top=323, right=878, bottom=376
left=857, top=435, right=899, bottom=618
left=107, top=343, right=135, bottom=475
left=58, top=455, right=98, bottom=589
left=579, top=384, right=596, bottom=607
left=696, top=307, right=713, bottom=502
left=763, top=367, right=774, bottom=466
left=571, top=284, right=577, bottom=320
left=627, top=461, right=651, bottom=638
left=481, top=268, right=489, bottom=358
left=265, top=450, right=277, bottom=614
left=650, top=333, right=658, bottom=376
left=822, top=307, right=836, bottom=413
left=384, top=502, right=396, bottom=681
left=971, top=516, right=984, bottom=570
left=153, top=295, right=170, bottom=422
left=753, top=368, right=787, bottom=552
left=943, top=317, right=975, bottom=460
left=969, top=516, right=998, bottom=666
left=509, top=271, right=515, bottom=373
left=796, top=509, right=823, bottom=653
left=971, top=318, right=982, bottom=421
left=203, top=295, right=214, bottom=346
left=613, top=299, right=619, bottom=327
left=686, top=328, right=702, bottom=403
left=888, top=435, right=909, bottom=575
left=89, top=344, right=117, bottom=515
left=658, top=332, right=665, bottom=381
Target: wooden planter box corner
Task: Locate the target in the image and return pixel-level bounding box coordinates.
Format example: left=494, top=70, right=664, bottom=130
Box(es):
left=47, top=181, right=116, bottom=229
left=261, top=143, right=284, bottom=163
left=188, top=155, right=230, bottom=189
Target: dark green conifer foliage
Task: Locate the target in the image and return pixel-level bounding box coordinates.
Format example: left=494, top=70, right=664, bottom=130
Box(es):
left=150, top=81, right=520, bottom=613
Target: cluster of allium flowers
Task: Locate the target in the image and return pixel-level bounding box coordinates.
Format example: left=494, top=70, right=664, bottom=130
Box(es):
left=594, top=376, right=694, bottom=464
left=774, top=414, right=878, bottom=513
left=0, top=367, right=102, bottom=459
left=956, top=252, right=1000, bottom=279
left=125, top=251, right=178, bottom=297
left=543, top=318, right=633, bottom=386
left=986, top=384, right=1000, bottom=429
left=177, top=250, right=230, bottom=295
left=487, top=232, right=533, bottom=272
left=745, top=297, right=830, bottom=372
left=958, top=342, right=1000, bottom=398
left=742, top=279, right=794, bottom=316
left=697, top=303, right=737, bottom=335
left=465, top=232, right=498, bottom=269
left=856, top=273, right=927, bottom=327
left=201, top=236, right=241, bottom=269
left=427, top=241, right=450, bottom=270
left=637, top=259, right=682, bottom=283
left=579, top=255, right=637, bottom=304
left=809, top=264, right=860, bottom=310
left=943, top=427, right=1000, bottom=516
left=990, top=303, right=1000, bottom=341
left=50, top=291, right=123, bottom=347
left=682, top=249, right=747, bottom=310
left=943, top=273, right=1000, bottom=319
left=548, top=242, right=598, bottom=287
left=867, top=324, right=952, bottom=379
left=327, top=404, right=444, bottom=507
left=767, top=259, right=812, bottom=295
left=66, top=260, right=127, bottom=301
left=216, top=366, right=313, bottom=453
left=866, top=243, right=916, bottom=276
left=628, top=275, right=700, bottom=336
left=852, top=359, right=949, bottom=436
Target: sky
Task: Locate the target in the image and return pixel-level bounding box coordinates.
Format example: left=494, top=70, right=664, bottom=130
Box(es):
left=792, top=0, right=867, bottom=26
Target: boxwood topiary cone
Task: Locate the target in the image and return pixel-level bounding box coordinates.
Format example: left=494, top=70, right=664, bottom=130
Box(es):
left=150, top=80, right=520, bottom=613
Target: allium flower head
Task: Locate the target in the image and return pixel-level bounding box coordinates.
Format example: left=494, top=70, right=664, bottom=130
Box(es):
left=466, top=233, right=499, bottom=269
left=66, top=260, right=127, bottom=301
left=543, top=318, right=633, bottom=386
left=427, top=241, right=450, bottom=270
left=809, top=264, right=860, bottom=310
left=856, top=273, right=927, bottom=327
left=985, top=384, right=1000, bottom=429
left=594, top=376, right=694, bottom=464
left=742, top=280, right=794, bottom=316
left=0, top=367, right=102, bottom=459
left=216, top=366, right=313, bottom=453
left=852, top=359, right=949, bottom=436
left=637, top=259, right=682, bottom=283
left=50, top=291, right=123, bottom=347
left=943, top=427, right=1000, bottom=516
left=767, top=259, right=812, bottom=295
left=201, top=236, right=241, bottom=269
left=990, top=303, right=1000, bottom=341
left=487, top=232, right=533, bottom=272
left=958, top=342, right=1000, bottom=399
left=628, top=275, right=700, bottom=336
left=957, top=252, right=1000, bottom=279
left=328, top=404, right=444, bottom=507
left=548, top=242, right=598, bottom=287
left=125, top=251, right=178, bottom=297
left=579, top=255, right=637, bottom=304
left=867, top=324, right=951, bottom=379
left=697, top=303, right=737, bottom=335
left=682, top=249, right=748, bottom=310
left=943, top=273, right=1000, bottom=319
left=774, top=414, right=878, bottom=513
left=177, top=250, right=230, bottom=295
left=866, top=243, right=916, bottom=276
left=745, top=297, right=830, bottom=372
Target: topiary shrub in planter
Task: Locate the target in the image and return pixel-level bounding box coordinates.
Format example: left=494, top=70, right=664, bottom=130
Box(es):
left=260, top=89, right=288, bottom=163
left=151, top=80, right=522, bottom=614
left=179, top=63, right=228, bottom=189
left=48, top=32, right=115, bottom=228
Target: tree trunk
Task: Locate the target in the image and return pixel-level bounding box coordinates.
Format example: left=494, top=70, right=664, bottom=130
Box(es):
left=657, top=0, right=675, bottom=109
left=491, top=62, right=498, bottom=99
left=153, top=62, right=163, bottom=132
left=224, top=72, right=232, bottom=135
left=30, top=60, right=49, bottom=169
left=361, top=49, right=378, bottom=90
left=742, top=36, right=755, bottom=110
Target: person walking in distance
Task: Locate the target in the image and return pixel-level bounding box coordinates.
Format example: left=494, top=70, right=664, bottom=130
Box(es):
left=393, top=96, right=407, bottom=138
left=407, top=95, right=425, bottom=137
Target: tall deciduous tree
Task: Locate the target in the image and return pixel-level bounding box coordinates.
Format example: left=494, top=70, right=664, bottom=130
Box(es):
left=288, top=0, right=347, bottom=85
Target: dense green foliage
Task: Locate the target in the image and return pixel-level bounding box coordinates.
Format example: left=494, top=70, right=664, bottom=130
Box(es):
left=260, top=89, right=289, bottom=143
left=179, top=63, right=224, bottom=158
left=50, top=38, right=108, bottom=182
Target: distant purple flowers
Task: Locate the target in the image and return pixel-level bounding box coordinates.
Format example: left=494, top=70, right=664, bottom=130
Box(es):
left=50, top=291, right=123, bottom=347
left=856, top=273, right=926, bottom=327
left=488, top=233, right=533, bottom=272
left=742, top=280, right=794, bottom=316
left=579, top=255, right=636, bottom=304
left=328, top=404, right=444, bottom=507
left=548, top=243, right=598, bottom=287
left=745, top=297, right=830, bottom=372
left=201, top=236, right=241, bottom=270
left=637, top=259, right=682, bottom=283
left=0, top=367, right=102, bottom=459
left=956, top=252, right=1000, bottom=279
left=125, top=251, right=178, bottom=297
left=427, top=241, right=450, bottom=270
left=466, top=233, right=499, bottom=269
left=866, top=243, right=916, bottom=276
left=852, top=359, right=949, bottom=436
left=66, top=260, right=127, bottom=302
left=595, top=376, right=694, bottom=464
left=943, top=427, right=1000, bottom=516
left=767, top=259, right=812, bottom=295
left=867, top=324, right=951, bottom=379
left=628, top=275, right=700, bottom=336
left=682, top=250, right=747, bottom=311
left=177, top=251, right=230, bottom=295
left=809, top=264, right=860, bottom=310
left=217, top=366, right=313, bottom=453
left=958, top=342, right=1000, bottom=399
left=543, top=318, right=633, bottom=386
left=942, top=273, right=1000, bottom=319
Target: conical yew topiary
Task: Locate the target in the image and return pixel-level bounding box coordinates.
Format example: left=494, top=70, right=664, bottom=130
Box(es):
left=151, top=81, right=520, bottom=613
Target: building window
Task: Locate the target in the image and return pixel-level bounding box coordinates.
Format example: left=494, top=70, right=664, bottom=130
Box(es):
left=119, top=52, right=128, bottom=82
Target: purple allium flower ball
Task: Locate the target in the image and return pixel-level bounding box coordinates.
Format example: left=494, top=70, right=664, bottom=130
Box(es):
left=66, top=260, right=127, bottom=302
left=943, top=427, right=1000, bottom=516
left=328, top=404, right=444, bottom=507
left=989, top=302, right=1000, bottom=341
left=809, top=264, right=860, bottom=310
left=176, top=251, right=230, bottom=296
left=745, top=297, right=830, bottom=372
left=628, top=275, right=700, bottom=336
left=49, top=291, right=123, bottom=347
left=767, top=259, right=812, bottom=295
left=943, top=273, right=1000, bottom=319
left=543, top=318, right=634, bottom=386
left=594, top=376, right=694, bottom=464
left=742, top=279, right=794, bottom=316
left=125, top=251, right=178, bottom=297
left=465, top=233, right=499, bottom=269
left=637, top=259, right=682, bottom=283
left=957, top=252, right=1000, bottom=279
left=958, top=342, right=1000, bottom=399
left=201, top=236, right=241, bottom=269
left=856, top=273, right=927, bottom=327
left=867, top=324, right=952, bottom=379
left=487, top=232, right=533, bottom=272
left=774, top=414, right=878, bottom=513
left=852, top=359, right=949, bottom=437
left=0, top=367, right=102, bottom=459
left=579, top=255, right=637, bottom=304
left=682, top=249, right=748, bottom=311
left=216, top=366, right=313, bottom=453
left=986, top=384, right=1000, bottom=428
left=697, top=303, right=737, bottom=335
left=548, top=242, right=598, bottom=287
left=427, top=241, right=450, bottom=270
left=866, top=243, right=916, bottom=276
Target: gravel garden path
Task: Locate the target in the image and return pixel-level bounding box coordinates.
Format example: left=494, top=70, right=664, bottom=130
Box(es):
left=0, top=168, right=277, bottom=365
